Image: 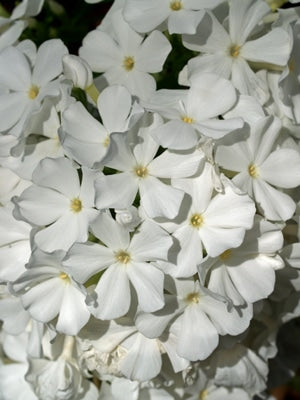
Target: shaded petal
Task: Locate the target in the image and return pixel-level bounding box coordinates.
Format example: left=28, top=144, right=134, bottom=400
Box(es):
left=32, top=39, right=68, bottom=86
left=92, top=264, right=131, bottom=320
left=0, top=92, right=28, bottom=131
left=127, top=262, right=164, bottom=312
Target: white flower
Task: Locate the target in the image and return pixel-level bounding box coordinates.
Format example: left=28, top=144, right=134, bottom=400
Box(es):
left=181, top=0, right=291, bottom=102
left=13, top=157, right=99, bottom=252
left=79, top=10, right=171, bottom=99
left=63, top=213, right=172, bottom=319
left=0, top=40, right=68, bottom=136
left=63, top=54, right=93, bottom=90
left=216, top=116, right=300, bottom=221
left=11, top=249, right=90, bottom=335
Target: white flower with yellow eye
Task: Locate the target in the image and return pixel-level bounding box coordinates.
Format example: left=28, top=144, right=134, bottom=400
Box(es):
left=123, top=0, right=224, bottom=35
left=11, top=249, right=90, bottom=335
left=63, top=212, right=172, bottom=319
left=0, top=39, right=68, bottom=137
left=79, top=10, right=171, bottom=100
left=181, top=0, right=291, bottom=103
left=216, top=115, right=300, bottom=221
left=13, top=157, right=99, bottom=252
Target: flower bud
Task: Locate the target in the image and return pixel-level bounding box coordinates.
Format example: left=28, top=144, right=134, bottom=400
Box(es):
left=62, top=54, right=93, bottom=90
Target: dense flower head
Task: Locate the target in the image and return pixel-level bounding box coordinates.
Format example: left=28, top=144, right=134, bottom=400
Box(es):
left=0, top=0, right=299, bottom=399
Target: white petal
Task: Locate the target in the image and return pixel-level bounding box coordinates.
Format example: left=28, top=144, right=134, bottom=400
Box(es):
left=139, top=176, right=184, bottom=219
left=56, top=283, right=90, bottom=335
left=259, top=149, right=300, bottom=188
left=0, top=92, right=28, bottom=131
left=92, top=264, right=131, bottom=320
left=176, top=306, right=218, bottom=361
left=95, top=172, right=138, bottom=210
left=127, top=262, right=164, bottom=312
left=0, top=46, right=31, bottom=90
left=32, top=39, right=68, bottom=86
left=150, top=120, right=198, bottom=150
left=135, top=30, right=171, bottom=73
left=242, top=28, right=291, bottom=66
left=63, top=242, right=114, bottom=283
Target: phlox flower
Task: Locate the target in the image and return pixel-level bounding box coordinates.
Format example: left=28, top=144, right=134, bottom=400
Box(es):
left=79, top=10, right=171, bottom=99
left=216, top=115, right=300, bottom=221
left=13, top=157, right=99, bottom=252
left=204, top=215, right=284, bottom=306
left=11, top=249, right=90, bottom=335
left=181, top=0, right=291, bottom=102
left=0, top=39, right=68, bottom=136
left=146, top=72, right=243, bottom=150
left=60, top=85, right=143, bottom=168
left=163, top=163, right=255, bottom=277
left=136, top=278, right=252, bottom=361
left=63, top=212, right=173, bottom=319
left=94, top=114, right=203, bottom=219
left=123, top=0, right=223, bottom=34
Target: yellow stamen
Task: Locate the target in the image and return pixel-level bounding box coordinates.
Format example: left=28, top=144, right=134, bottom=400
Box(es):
left=59, top=272, right=70, bottom=282
left=28, top=85, right=39, bottom=100
left=123, top=56, right=135, bottom=71
left=135, top=165, right=148, bottom=178
left=104, top=135, right=110, bottom=147
left=199, top=390, right=208, bottom=400
left=115, top=250, right=131, bottom=264
left=170, top=0, right=182, bottom=10
left=181, top=115, right=194, bottom=124
left=186, top=292, right=200, bottom=304
left=229, top=44, right=241, bottom=58
left=248, top=163, right=259, bottom=178
left=70, top=198, right=82, bottom=213
left=219, top=249, right=232, bottom=261
left=190, top=213, right=204, bottom=229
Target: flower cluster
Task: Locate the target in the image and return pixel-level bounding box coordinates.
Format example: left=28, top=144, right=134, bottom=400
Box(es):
left=0, top=0, right=300, bottom=399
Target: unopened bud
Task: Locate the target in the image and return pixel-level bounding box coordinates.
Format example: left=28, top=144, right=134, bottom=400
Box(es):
left=63, top=54, right=93, bottom=90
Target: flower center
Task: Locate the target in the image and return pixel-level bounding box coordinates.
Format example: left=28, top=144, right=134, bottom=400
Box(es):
left=104, top=135, right=110, bottom=147
left=181, top=115, right=194, bottom=124
left=190, top=213, right=204, bottom=229
left=70, top=198, right=82, bottom=213
left=28, top=84, right=39, bottom=99
left=199, top=390, right=208, bottom=400
left=135, top=165, right=148, bottom=178
left=115, top=250, right=131, bottom=264
left=123, top=56, right=135, bottom=71
left=170, top=0, right=182, bottom=10
left=59, top=272, right=70, bottom=282
left=248, top=163, right=259, bottom=178
left=229, top=44, right=241, bottom=58
left=219, top=249, right=232, bottom=261
left=186, top=292, right=200, bottom=304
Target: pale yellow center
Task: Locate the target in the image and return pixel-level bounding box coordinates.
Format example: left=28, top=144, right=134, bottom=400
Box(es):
left=230, top=44, right=241, bottom=58
left=219, top=249, right=232, bottom=261
left=181, top=115, right=194, bottom=124
left=170, top=0, right=182, bottom=10
left=59, top=272, right=70, bottom=282
left=123, top=56, right=135, bottom=71
left=248, top=163, right=259, bottom=178
left=190, top=213, right=204, bottom=229
left=186, top=292, right=200, bottom=304
left=70, top=198, right=82, bottom=213
left=135, top=165, right=148, bottom=178
left=199, top=390, right=208, bottom=400
left=115, top=250, right=131, bottom=264
left=28, top=85, right=39, bottom=100
left=104, top=135, right=110, bottom=147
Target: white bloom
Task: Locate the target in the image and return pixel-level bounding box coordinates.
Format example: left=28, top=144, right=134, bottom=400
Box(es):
left=13, top=157, right=99, bottom=252
left=11, top=249, right=90, bottom=335
left=216, top=116, right=300, bottom=221
left=60, top=85, right=143, bottom=168
left=181, top=0, right=291, bottom=102
left=63, top=213, right=172, bottom=319
left=79, top=10, right=171, bottom=99
left=0, top=40, right=68, bottom=136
